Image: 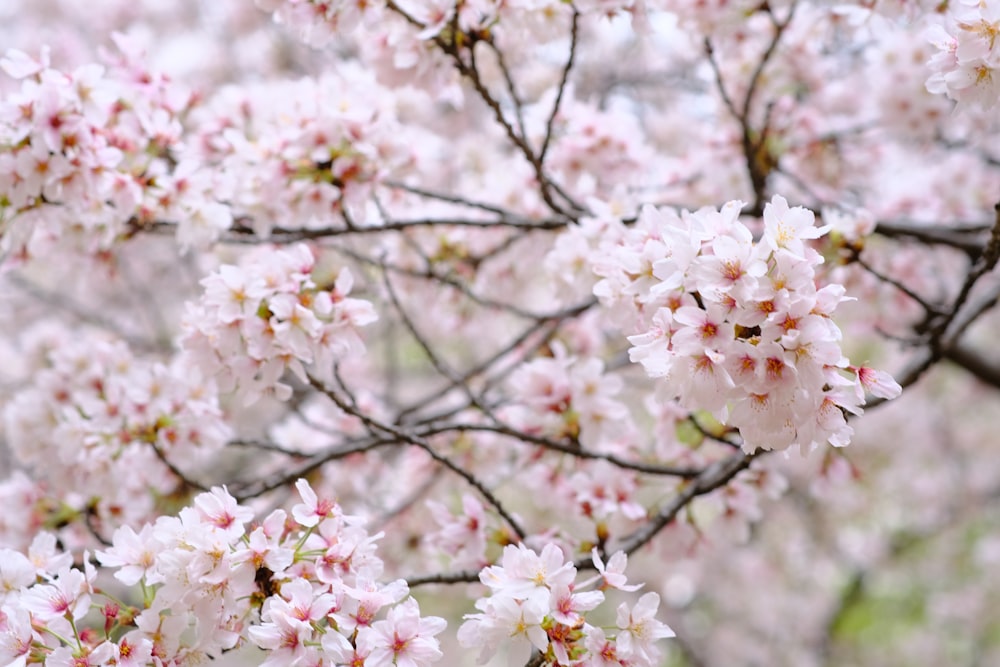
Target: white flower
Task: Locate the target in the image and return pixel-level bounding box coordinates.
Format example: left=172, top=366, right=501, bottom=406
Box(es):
left=457, top=594, right=548, bottom=666
left=356, top=598, right=447, bottom=667
left=96, top=525, right=164, bottom=586
left=591, top=549, right=643, bottom=592
left=762, top=195, right=830, bottom=257
left=616, top=592, right=675, bottom=665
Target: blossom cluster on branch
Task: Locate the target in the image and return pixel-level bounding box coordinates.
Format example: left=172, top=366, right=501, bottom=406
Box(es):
left=0, top=40, right=230, bottom=257
left=926, top=0, right=1000, bottom=109
left=458, top=544, right=673, bottom=666
left=606, top=196, right=901, bottom=452
left=0, top=0, right=998, bottom=665
left=4, top=326, right=231, bottom=533
left=0, top=482, right=448, bottom=667
left=181, top=243, right=377, bottom=404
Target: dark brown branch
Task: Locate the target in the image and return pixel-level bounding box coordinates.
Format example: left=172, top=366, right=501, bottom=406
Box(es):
left=869, top=205, right=1000, bottom=404
left=704, top=1, right=798, bottom=213
left=421, top=422, right=703, bottom=478
left=381, top=265, right=501, bottom=424
left=605, top=450, right=761, bottom=562
left=149, top=441, right=209, bottom=492
left=943, top=341, right=1000, bottom=389
left=538, top=8, right=580, bottom=165
left=393, top=316, right=568, bottom=423
left=406, top=570, right=481, bottom=587
left=484, top=38, right=529, bottom=140
left=875, top=220, right=988, bottom=258
left=231, top=437, right=400, bottom=501
left=227, top=438, right=313, bottom=456
left=383, top=181, right=535, bottom=219
left=227, top=216, right=568, bottom=241
left=687, top=413, right=741, bottom=449
left=421, top=18, right=584, bottom=218
left=332, top=243, right=594, bottom=322
left=308, top=375, right=528, bottom=541
left=942, top=204, right=1000, bottom=333
left=852, top=251, right=944, bottom=316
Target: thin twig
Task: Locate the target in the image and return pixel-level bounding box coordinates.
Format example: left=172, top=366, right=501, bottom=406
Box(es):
left=308, top=375, right=528, bottom=541
left=538, top=8, right=580, bottom=165
left=603, top=450, right=761, bottom=563
left=421, top=422, right=703, bottom=478
left=149, top=441, right=209, bottom=492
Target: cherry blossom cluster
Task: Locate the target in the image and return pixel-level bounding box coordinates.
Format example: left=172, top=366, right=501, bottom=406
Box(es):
left=542, top=99, right=649, bottom=198
left=252, top=0, right=481, bottom=104
left=191, top=72, right=415, bottom=236
left=255, top=0, right=621, bottom=106
left=925, top=0, right=1000, bottom=109
left=425, top=494, right=492, bottom=571
left=256, top=0, right=563, bottom=50
left=0, top=481, right=447, bottom=667
left=503, top=349, right=629, bottom=449
left=584, top=196, right=900, bottom=453
left=254, top=0, right=385, bottom=48
left=458, top=543, right=674, bottom=666
left=0, top=472, right=47, bottom=551
left=2, top=326, right=231, bottom=530
left=0, top=41, right=231, bottom=258
left=0, top=0, right=987, bottom=664
left=182, top=243, right=377, bottom=404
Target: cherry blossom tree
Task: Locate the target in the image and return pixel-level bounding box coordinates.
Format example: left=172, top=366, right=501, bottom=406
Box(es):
left=0, top=0, right=999, bottom=665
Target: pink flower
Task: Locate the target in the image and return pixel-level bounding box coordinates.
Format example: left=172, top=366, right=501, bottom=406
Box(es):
left=292, top=478, right=340, bottom=528
left=234, top=511, right=295, bottom=579
left=615, top=592, right=674, bottom=665
left=248, top=611, right=314, bottom=667
left=193, top=486, right=254, bottom=541
left=591, top=549, right=642, bottom=592
left=548, top=584, right=603, bottom=627
left=425, top=494, right=488, bottom=569
left=96, top=524, right=164, bottom=586
left=667, top=349, right=735, bottom=416
left=670, top=305, right=734, bottom=356
left=266, top=578, right=337, bottom=625
left=356, top=598, right=446, bottom=667
left=480, top=543, right=575, bottom=599
left=201, top=266, right=265, bottom=324
left=457, top=594, right=548, bottom=666
left=321, top=630, right=368, bottom=666
left=582, top=626, right=623, bottom=667
left=0, top=606, right=35, bottom=667
left=46, top=643, right=116, bottom=667
left=182, top=246, right=376, bottom=403
left=761, top=195, right=829, bottom=258
left=21, top=567, right=91, bottom=621
left=332, top=579, right=408, bottom=634
left=729, top=391, right=800, bottom=453
left=691, top=223, right=766, bottom=305
left=26, top=533, right=72, bottom=577
left=854, top=366, right=903, bottom=400
left=0, top=48, right=49, bottom=79
left=0, top=550, right=35, bottom=603
left=115, top=636, right=153, bottom=667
